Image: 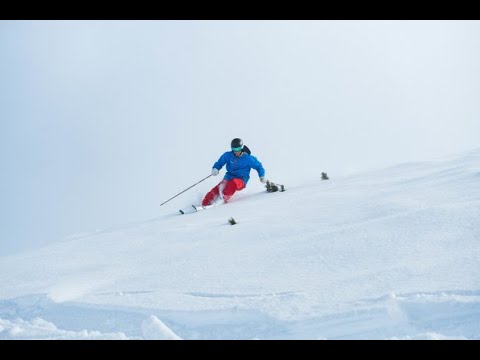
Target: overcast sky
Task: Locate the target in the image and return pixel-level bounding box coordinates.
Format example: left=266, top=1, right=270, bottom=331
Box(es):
left=1, top=20, right=479, bottom=256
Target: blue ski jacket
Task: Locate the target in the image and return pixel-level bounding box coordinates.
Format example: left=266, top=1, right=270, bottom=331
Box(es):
left=213, top=151, right=265, bottom=185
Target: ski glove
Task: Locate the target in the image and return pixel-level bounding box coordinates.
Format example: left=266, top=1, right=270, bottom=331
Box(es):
left=260, top=177, right=266, bottom=183
left=212, top=168, right=219, bottom=176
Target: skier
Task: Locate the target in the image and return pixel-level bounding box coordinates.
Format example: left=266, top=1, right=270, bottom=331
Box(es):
left=202, top=138, right=266, bottom=206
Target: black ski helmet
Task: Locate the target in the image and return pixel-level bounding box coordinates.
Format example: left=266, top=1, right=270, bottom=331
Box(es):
left=231, top=138, right=243, bottom=150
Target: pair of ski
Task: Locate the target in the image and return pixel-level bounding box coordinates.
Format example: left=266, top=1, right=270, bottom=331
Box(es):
left=179, top=181, right=285, bottom=215
left=179, top=204, right=214, bottom=215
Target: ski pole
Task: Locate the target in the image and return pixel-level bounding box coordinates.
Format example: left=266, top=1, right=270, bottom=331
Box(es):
left=160, top=174, right=213, bottom=206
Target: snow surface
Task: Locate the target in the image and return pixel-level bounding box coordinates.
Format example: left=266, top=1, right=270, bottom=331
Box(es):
left=1, top=148, right=479, bottom=339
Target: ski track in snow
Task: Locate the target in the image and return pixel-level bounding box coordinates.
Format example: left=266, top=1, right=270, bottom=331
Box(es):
left=1, top=148, right=480, bottom=339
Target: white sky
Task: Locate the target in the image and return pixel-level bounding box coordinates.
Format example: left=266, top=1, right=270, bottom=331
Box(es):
left=1, top=20, right=480, bottom=256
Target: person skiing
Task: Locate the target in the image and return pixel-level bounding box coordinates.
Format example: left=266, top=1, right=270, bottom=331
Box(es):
left=202, top=138, right=266, bottom=206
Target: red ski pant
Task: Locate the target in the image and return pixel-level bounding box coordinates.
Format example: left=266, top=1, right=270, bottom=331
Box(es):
left=202, top=178, right=245, bottom=206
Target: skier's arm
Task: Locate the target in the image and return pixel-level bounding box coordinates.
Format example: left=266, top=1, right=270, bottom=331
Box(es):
left=213, top=152, right=228, bottom=171
left=251, top=156, right=265, bottom=178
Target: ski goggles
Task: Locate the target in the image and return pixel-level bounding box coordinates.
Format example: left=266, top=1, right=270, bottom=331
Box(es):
left=231, top=146, right=243, bottom=152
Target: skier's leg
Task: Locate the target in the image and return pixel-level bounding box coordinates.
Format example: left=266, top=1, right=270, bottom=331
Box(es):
left=222, top=178, right=245, bottom=202
left=202, top=180, right=225, bottom=206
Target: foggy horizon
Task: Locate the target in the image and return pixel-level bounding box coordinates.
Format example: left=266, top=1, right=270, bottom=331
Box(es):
left=1, top=20, right=479, bottom=256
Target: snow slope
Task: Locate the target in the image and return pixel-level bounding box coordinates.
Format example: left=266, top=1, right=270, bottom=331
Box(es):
left=1, top=149, right=480, bottom=339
